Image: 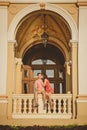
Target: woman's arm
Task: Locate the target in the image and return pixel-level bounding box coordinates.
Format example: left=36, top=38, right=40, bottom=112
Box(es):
left=43, top=79, right=47, bottom=86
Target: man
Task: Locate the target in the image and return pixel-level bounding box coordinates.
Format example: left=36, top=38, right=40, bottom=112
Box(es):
left=34, top=73, right=46, bottom=109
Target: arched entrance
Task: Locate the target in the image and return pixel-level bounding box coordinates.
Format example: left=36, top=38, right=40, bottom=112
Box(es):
left=14, top=9, right=72, bottom=94
left=22, top=44, right=66, bottom=94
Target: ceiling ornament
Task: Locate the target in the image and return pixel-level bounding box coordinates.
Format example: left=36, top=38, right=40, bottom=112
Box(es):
left=41, top=14, right=49, bottom=47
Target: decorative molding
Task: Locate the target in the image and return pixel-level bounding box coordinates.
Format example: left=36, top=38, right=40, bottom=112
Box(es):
left=77, top=99, right=87, bottom=103
left=77, top=2, right=87, bottom=6
left=67, top=5, right=77, bottom=15
left=76, top=95, right=87, bottom=103
left=15, top=58, right=22, bottom=65
left=40, top=2, right=46, bottom=10
left=0, top=95, right=8, bottom=98
left=77, top=95, right=87, bottom=99
left=0, top=100, right=8, bottom=103
left=9, top=4, right=18, bottom=15
left=0, top=96, right=8, bottom=103
left=8, top=40, right=18, bottom=46
left=8, top=3, right=78, bottom=42
left=0, top=0, right=78, bottom=4
left=0, top=2, right=10, bottom=6
left=8, top=40, right=17, bottom=43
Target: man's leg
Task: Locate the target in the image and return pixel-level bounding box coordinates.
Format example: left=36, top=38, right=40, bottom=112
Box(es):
left=34, top=91, right=39, bottom=107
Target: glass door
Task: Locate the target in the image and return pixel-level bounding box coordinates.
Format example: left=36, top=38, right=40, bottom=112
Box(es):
left=22, top=62, right=66, bottom=94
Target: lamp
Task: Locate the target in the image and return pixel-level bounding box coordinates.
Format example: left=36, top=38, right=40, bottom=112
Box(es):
left=41, top=14, right=49, bottom=47
left=41, top=58, right=47, bottom=65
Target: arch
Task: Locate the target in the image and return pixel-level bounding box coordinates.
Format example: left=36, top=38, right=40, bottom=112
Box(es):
left=8, top=3, right=78, bottom=42
left=19, top=37, right=69, bottom=61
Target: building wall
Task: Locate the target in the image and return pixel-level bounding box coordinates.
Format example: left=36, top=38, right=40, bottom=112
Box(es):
left=0, top=6, right=8, bottom=95
left=78, top=6, right=87, bottom=95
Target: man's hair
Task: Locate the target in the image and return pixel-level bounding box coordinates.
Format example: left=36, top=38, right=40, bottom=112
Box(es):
left=37, top=73, right=41, bottom=76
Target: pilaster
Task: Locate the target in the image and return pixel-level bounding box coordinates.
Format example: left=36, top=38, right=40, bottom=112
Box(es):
left=70, top=40, right=78, bottom=118
left=78, top=6, right=87, bottom=94
left=0, top=6, right=8, bottom=95
left=15, top=58, right=22, bottom=94
left=7, top=41, right=15, bottom=118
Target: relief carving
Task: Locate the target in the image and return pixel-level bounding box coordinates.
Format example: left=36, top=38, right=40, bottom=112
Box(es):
left=9, top=4, right=18, bottom=15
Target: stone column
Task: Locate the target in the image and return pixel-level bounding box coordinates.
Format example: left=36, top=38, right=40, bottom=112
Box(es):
left=65, top=60, right=72, bottom=93
left=15, top=58, right=22, bottom=94
left=70, top=40, right=78, bottom=118
left=7, top=41, right=16, bottom=118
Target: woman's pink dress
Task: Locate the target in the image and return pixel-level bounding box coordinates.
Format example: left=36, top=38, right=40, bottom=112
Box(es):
left=45, top=79, right=54, bottom=94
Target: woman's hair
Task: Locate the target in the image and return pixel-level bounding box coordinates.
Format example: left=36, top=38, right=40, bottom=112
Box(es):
left=42, top=73, right=48, bottom=80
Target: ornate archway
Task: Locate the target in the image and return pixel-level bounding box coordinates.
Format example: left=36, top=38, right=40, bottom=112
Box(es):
left=8, top=3, right=78, bottom=42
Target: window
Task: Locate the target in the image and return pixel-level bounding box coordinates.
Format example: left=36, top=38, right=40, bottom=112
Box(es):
left=32, top=59, right=55, bottom=65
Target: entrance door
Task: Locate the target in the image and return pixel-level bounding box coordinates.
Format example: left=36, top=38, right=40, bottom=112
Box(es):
left=22, top=59, right=65, bottom=94
left=22, top=44, right=66, bottom=94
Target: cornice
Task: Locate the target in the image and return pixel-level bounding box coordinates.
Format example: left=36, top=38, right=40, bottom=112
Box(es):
left=76, top=95, right=87, bottom=99
left=0, top=0, right=87, bottom=5
left=0, top=95, right=8, bottom=99
left=77, top=2, right=87, bottom=6
left=0, top=2, right=10, bottom=6
left=0, top=0, right=77, bottom=4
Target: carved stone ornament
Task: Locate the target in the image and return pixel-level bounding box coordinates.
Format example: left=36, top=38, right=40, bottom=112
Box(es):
left=40, top=2, right=46, bottom=10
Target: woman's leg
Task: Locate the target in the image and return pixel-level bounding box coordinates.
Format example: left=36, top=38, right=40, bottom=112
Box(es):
left=47, top=93, right=53, bottom=109
left=42, top=90, right=46, bottom=109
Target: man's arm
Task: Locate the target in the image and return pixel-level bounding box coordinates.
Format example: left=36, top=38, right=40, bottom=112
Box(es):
left=34, top=80, right=38, bottom=91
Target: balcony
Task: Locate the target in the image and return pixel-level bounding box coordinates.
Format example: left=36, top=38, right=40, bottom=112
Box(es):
left=12, top=94, right=72, bottom=119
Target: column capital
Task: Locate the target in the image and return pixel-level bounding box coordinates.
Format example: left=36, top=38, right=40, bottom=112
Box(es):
left=15, top=58, right=23, bottom=66
left=65, top=60, right=72, bottom=66
left=8, top=40, right=18, bottom=47
left=69, top=40, right=78, bottom=48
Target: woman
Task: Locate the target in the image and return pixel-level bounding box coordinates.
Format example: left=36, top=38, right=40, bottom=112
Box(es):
left=42, top=73, right=54, bottom=109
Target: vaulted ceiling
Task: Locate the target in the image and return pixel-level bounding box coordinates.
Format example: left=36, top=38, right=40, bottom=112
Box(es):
left=16, top=10, right=71, bottom=55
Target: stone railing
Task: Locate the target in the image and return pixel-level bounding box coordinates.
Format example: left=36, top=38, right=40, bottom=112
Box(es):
left=12, top=94, right=72, bottom=119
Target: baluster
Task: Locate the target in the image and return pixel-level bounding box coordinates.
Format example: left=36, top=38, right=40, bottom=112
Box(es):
left=33, top=99, right=37, bottom=114
left=23, top=98, right=27, bottom=114
left=18, top=98, right=22, bottom=114
left=13, top=98, right=17, bottom=114
left=29, top=98, right=32, bottom=114
left=53, top=99, right=56, bottom=114
left=63, top=98, right=67, bottom=114
left=68, top=97, right=72, bottom=114
left=38, top=97, right=42, bottom=114
left=47, top=101, right=51, bottom=114
left=58, top=98, right=61, bottom=114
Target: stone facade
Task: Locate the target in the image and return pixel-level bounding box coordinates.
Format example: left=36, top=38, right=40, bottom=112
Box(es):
left=0, top=0, right=87, bottom=126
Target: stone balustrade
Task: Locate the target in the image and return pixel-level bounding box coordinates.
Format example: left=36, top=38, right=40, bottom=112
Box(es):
left=12, top=94, right=72, bottom=119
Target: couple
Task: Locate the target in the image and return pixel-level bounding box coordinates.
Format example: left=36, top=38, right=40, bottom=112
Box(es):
left=34, top=73, right=54, bottom=109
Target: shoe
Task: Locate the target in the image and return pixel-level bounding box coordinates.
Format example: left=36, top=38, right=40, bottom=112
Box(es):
left=43, top=103, right=46, bottom=110
left=34, top=103, right=39, bottom=107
